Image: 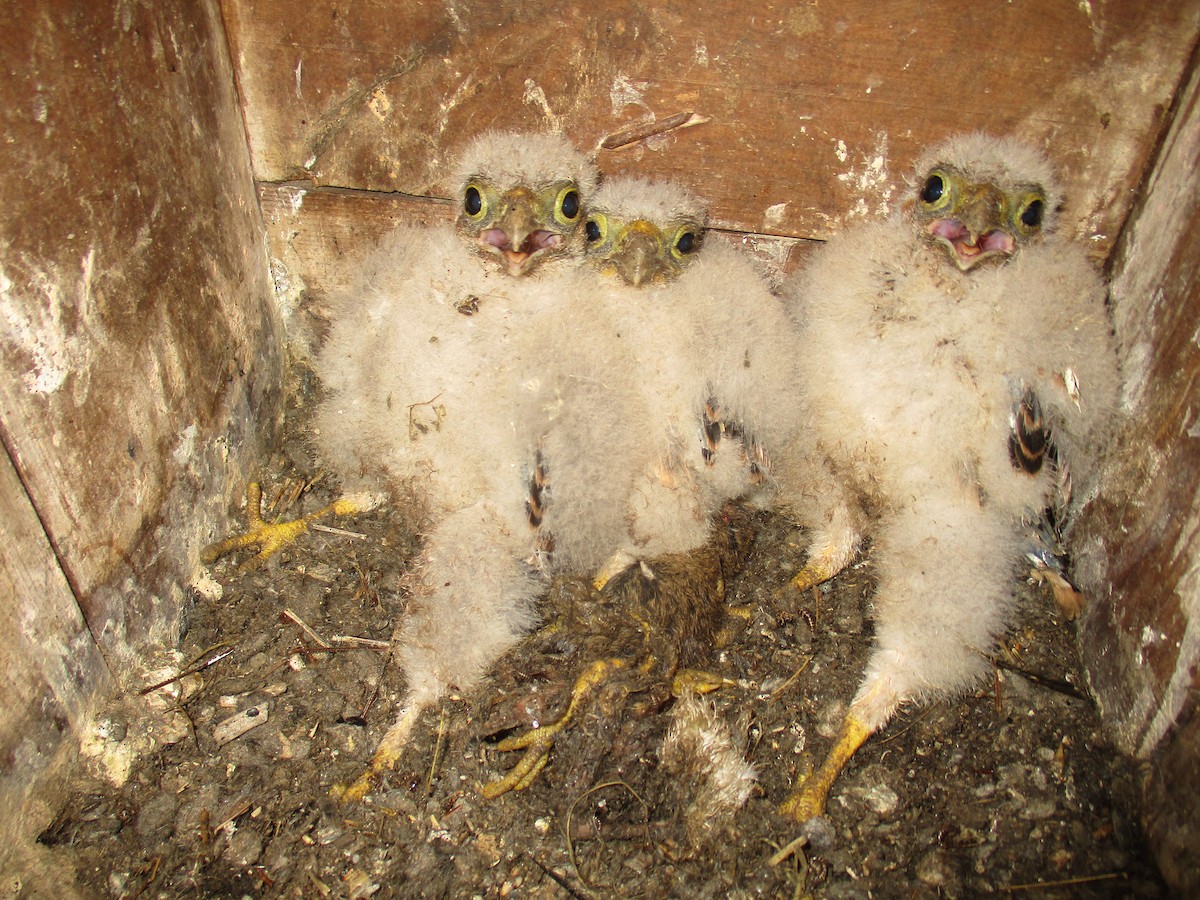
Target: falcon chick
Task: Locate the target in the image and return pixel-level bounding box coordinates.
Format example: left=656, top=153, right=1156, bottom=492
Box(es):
left=311, top=132, right=658, bottom=800
left=481, top=179, right=802, bottom=797
left=773, top=133, right=1121, bottom=823
left=584, top=177, right=801, bottom=566
left=202, top=133, right=598, bottom=570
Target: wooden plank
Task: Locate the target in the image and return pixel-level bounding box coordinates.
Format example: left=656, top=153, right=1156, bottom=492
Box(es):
left=0, top=444, right=110, bottom=869
left=0, top=2, right=283, bottom=653
left=1070, top=48, right=1200, bottom=894
left=1075, top=50, right=1200, bottom=759
left=222, top=0, right=1200, bottom=258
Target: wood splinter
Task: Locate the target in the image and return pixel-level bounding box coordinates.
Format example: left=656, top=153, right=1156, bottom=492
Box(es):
left=599, top=111, right=710, bottom=151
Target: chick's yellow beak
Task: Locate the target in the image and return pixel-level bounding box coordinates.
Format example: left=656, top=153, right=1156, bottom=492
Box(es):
left=613, top=220, right=668, bottom=287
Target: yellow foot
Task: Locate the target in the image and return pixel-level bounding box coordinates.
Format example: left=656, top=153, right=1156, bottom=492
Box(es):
left=671, top=668, right=733, bottom=697
left=592, top=550, right=638, bottom=592
left=481, top=658, right=627, bottom=800
left=787, top=541, right=853, bottom=593
left=202, top=482, right=384, bottom=569
left=331, top=704, right=422, bottom=803
left=779, top=713, right=873, bottom=822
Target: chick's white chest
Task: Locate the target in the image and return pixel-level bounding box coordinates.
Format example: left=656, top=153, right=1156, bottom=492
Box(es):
left=813, top=243, right=1018, bottom=494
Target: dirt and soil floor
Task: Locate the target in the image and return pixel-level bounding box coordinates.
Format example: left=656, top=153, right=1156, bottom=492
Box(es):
left=35, top=375, right=1167, bottom=898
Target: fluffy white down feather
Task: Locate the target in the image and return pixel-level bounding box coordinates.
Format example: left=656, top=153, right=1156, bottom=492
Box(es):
left=586, top=178, right=804, bottom=557
left=314, top=219, right=654, bottom=703
left=775, top=134, right=1121, bottom=731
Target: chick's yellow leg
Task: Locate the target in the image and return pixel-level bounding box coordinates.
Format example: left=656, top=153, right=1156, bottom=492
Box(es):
left=202, top=482, right=383, bottom=569
left=780, top=713, right=873, bottom=821
left=671, top=668, right=733, bottom=697
left=331, top=703, right=423, bottom=803
left=592, top=549, right=638, bottom=591
left=788, top=537, right=858, bottom=593
left=481, top=658, right=627, bottom=800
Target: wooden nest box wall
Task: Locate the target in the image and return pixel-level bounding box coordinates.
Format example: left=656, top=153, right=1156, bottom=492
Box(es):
left=0, top=0, right=1197, bottom=889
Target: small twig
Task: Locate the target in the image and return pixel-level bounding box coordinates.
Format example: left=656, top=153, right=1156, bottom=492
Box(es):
left=768, top=833, right=810, bottom=867
left=599, top=111, right=709, bottom=150
left=282, top=609, right=333, bottom=650
left=297, top=644, right=381, bottom=654
left=360, top=646, right=394, bottom=721
left=526, top=852, right=591, bottom=900
left=332, top=635, right=392, bottom=650
left=993, top=658, right=1085, bottom=700
left=1000, top=872, right=1126, bottom=892
left=426, top=704, right=448, bottom=796
left=214, top=797, right=253, bottom=833
left=309, top=523, right=367, bottom=541
left=767, top=655, right=814, bottom=703
left=766, top=833, right=812, bottom=900
left=139, top=644, right=234, bottom=695
left=305, top=870, right=333, bottom=897
left=126, top=855, right=161, bottom=899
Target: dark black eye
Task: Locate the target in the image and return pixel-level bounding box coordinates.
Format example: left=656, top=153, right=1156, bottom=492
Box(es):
left=560, top=190, right=580, bottom=220
left=920, top=174, right=944, bottom=204
left=676, top=231, right=697, bottom=254
left=1020, top=199, right=1044, bottom=229
left=585, top=220, right=602, bottom=242
left=464, top=186, right=482, bottom=216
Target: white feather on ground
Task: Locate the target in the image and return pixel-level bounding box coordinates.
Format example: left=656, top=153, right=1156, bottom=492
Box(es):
left=661, top=690, right=758, bottom=843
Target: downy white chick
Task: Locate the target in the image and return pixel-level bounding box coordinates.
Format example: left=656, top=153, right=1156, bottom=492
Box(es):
left=313, top=132, right=655, bottom=800
left=481, top=179, right=802, bottom=798
left=773, top=133, right=1120, bottom=822
left=583, top=177, right=801, bottom=566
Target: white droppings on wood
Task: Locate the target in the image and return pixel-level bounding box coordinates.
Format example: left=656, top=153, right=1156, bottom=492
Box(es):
left=280, top=184, right=306, bottom=214
left=368, top=86, right=392, bottom=120
left=522, top=79, right=559, bottom=129
left=172, top=423, right=198, bottom=466
left=834, top=133, right=893, bottom=221
left=0, top=247, right=103, bottom=396
left=1139, top=535, right=1200, bottom=757
left=610, top=73, right=650, bottom=116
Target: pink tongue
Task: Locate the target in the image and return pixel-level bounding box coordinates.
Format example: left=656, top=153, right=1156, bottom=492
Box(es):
left=930, top=220, right=1014, bottom=256
left=528, top=231, right=561, bottom=251
left=481, top=229, right=562, bottom=253
left=481, top=228, right=513, bottom=251
left=979, top=230, right=1014, bottom=254
left=931, top=220, right=968, bottom=243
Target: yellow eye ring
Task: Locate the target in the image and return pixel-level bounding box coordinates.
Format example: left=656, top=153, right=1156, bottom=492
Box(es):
left=1013, top=191, right=1046, bottom=236
left=670, top=225, right=703, bottom=260
left=919, top=169, right=954, bottom=211
left=463, top=182, right=488, bottom=220
left=584, top=213, right=608, bottom=246
left=554, top=185, right=582, bottom=225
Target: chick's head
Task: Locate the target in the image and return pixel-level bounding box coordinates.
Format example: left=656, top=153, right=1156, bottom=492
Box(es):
left=453, top=131, right=599, bottom=277
left=908, top=133, right=1061, bottom=272
left=585, top=178, right=708, bottom=287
